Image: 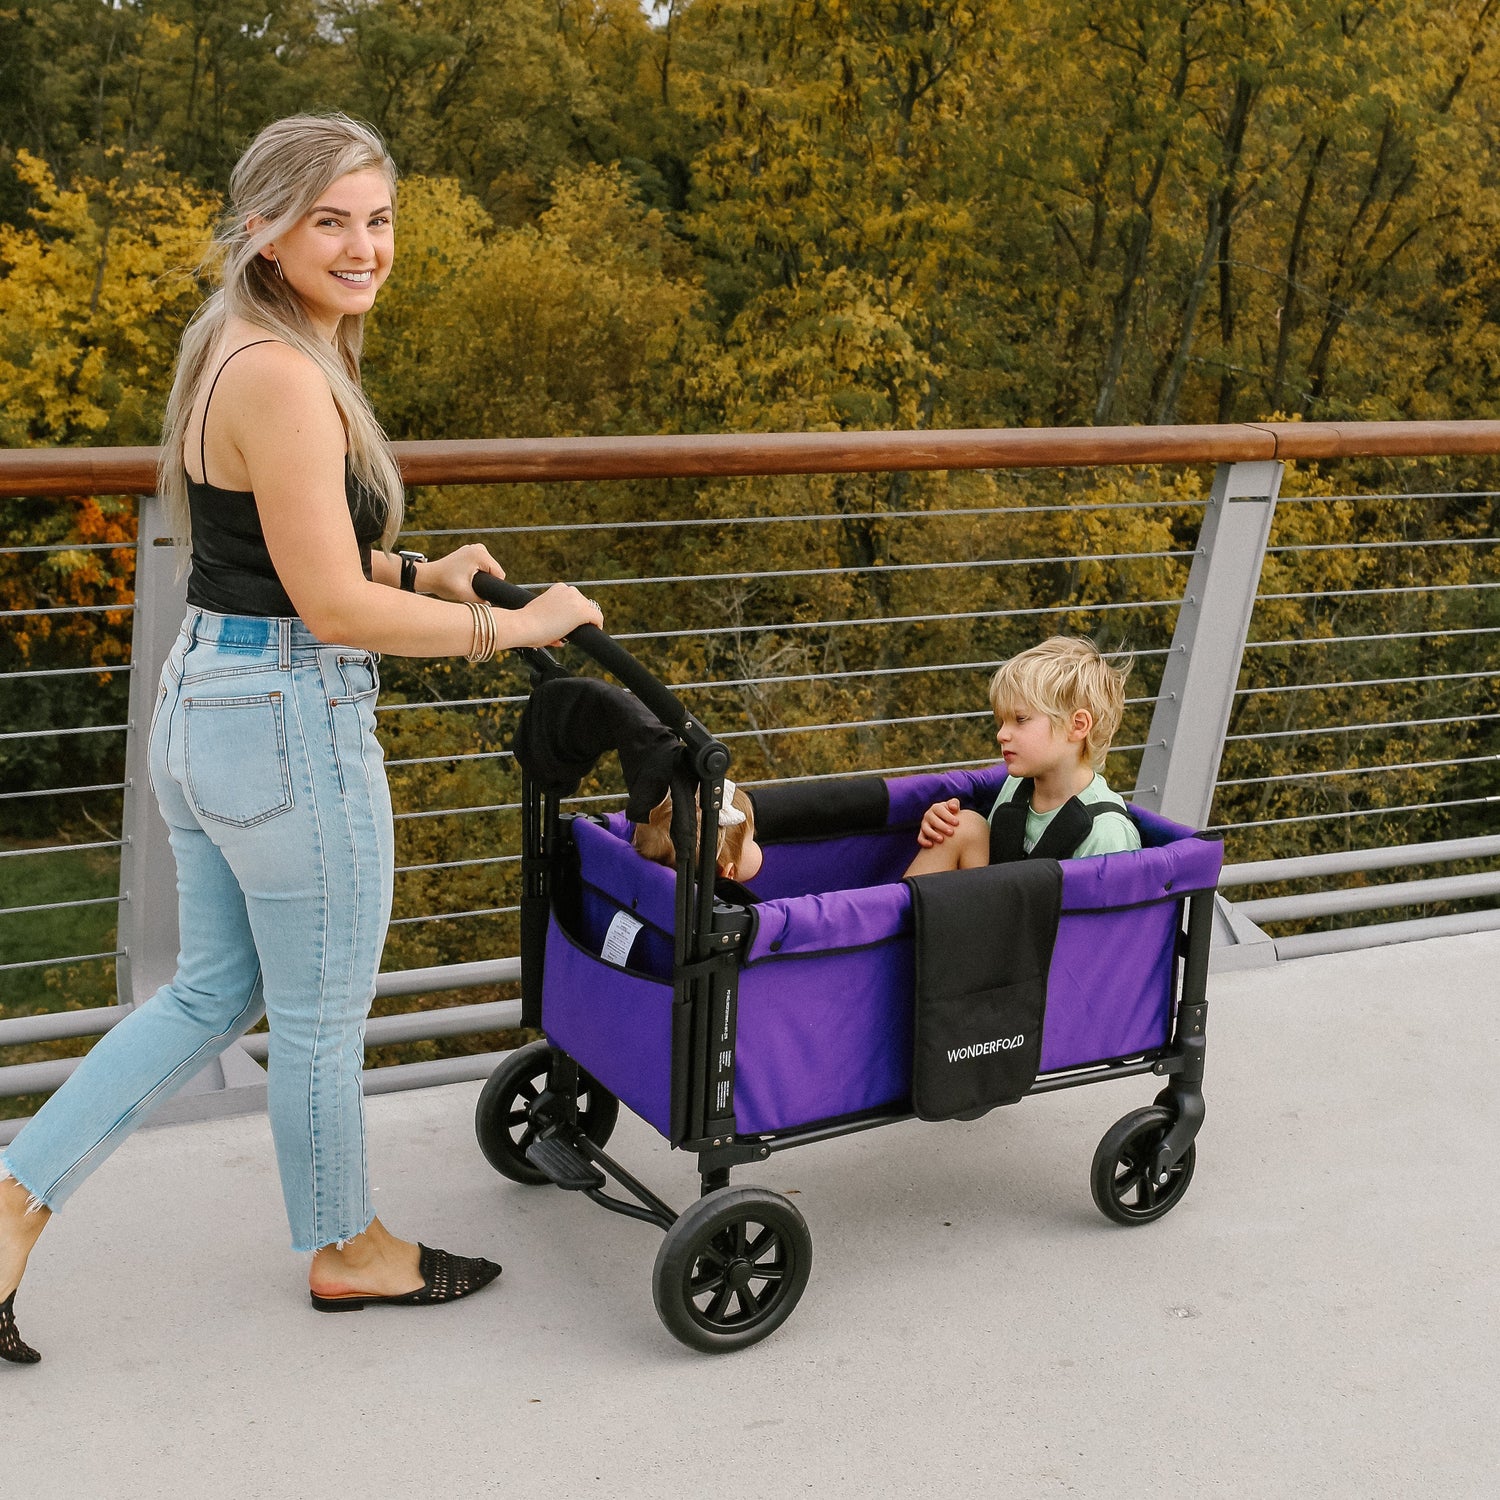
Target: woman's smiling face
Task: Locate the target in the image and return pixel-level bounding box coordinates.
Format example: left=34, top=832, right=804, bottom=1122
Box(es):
left=260, top=169, right=395, bottom=339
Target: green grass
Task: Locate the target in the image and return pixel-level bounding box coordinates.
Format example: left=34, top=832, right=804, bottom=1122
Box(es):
left=0, top=843, right=120, bottom=1019
left=0, top=841, right=121, bottom=1118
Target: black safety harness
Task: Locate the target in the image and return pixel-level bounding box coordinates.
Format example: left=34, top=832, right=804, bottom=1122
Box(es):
left=987, top=777, right=1136, bottom=864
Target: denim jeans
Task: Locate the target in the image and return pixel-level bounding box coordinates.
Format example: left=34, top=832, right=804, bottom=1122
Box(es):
left=2, top=609, right=393, bottom=1252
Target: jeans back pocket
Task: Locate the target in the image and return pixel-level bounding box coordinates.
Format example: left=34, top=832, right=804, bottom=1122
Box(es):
left=184, top=691, right=295, bottom=827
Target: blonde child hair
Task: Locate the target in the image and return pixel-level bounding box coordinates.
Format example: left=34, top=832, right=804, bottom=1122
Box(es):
left=988, top=636, right=1133, bottom=772
left=633, top=785, right=756, bottom=874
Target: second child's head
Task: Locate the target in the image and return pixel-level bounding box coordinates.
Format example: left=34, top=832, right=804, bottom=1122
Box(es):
left=988, top=637, right=1132, bottom=779
left=633, top=782, right=763, bottom=882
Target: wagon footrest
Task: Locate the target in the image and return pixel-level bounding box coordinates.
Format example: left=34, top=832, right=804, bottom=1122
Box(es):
left=525, top=1135, right=607, bottom=1191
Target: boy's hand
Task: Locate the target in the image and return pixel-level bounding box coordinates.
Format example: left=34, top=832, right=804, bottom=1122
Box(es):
left=916, top=798, right=963, bottom=848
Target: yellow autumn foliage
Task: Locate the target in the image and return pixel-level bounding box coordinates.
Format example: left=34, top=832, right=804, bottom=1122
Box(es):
left=0, top=151, right=217, bottom=447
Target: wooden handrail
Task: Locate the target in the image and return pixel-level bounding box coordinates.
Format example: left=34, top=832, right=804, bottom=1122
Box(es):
left=4, top=419, right=1500, bottom=497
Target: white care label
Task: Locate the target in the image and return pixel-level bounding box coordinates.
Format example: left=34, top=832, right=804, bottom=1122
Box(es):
left=600, top=910, right=645, bottom=968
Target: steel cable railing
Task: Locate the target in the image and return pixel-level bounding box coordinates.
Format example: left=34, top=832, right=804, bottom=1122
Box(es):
left=368, top=491, right=1198, bottom=957
left=399, top=494, right=1211, bottom=541
left=5, top=442, right=1500, bottom=1119
left=1206, top=486, right=1499, bottom=952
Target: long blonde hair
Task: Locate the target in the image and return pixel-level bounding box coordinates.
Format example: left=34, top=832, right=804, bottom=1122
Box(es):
left=158, top=113, right=404, bottom=549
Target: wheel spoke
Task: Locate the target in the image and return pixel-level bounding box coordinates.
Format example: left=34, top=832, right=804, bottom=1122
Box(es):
left=689, top=1267, right=727, bottom=1299
left=706, top=1283, right=735, bottom=1323
left=1114, top=1161, right=1145, bottom=1205
left=506, top=1106, right=530, bottom=1129
left=517, top=1079, right=540, bottom=1104
left=745, top=1226, right=777, bottom=1261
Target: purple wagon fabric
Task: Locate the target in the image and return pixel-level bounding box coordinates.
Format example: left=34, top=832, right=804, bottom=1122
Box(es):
left=542, top=915, right=674, bottom=1136
left=551, top=771, right=1221, bottom=1139
left=735, top=943, right=915, bottom=1134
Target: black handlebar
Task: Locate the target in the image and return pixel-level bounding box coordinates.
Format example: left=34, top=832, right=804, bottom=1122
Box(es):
left=471, top=572, right=694, bottom=741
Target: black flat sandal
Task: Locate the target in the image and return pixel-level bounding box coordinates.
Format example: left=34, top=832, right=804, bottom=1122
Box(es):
left=1, top=1290, right=40, bottom=1364
left=309, top=1243, right=501, bottom=1312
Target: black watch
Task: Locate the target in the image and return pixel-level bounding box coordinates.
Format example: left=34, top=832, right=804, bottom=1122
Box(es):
left=397, top=549, right=426, bottom=593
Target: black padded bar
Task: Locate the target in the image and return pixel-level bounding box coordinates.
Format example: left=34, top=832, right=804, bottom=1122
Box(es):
left=749, top=775, right=891, bottom=843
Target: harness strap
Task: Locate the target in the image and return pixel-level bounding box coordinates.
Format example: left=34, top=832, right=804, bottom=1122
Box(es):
left=988, top=777, right=1134, bottom=864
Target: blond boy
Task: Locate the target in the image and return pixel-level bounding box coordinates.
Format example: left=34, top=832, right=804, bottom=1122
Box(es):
left=905, top=636, right=1140, bottom=876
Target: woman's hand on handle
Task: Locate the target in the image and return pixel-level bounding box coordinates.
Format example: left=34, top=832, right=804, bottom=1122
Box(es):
left=414, top=544, right=506, bottom=603
left=500, top=582, right=603, bottom=648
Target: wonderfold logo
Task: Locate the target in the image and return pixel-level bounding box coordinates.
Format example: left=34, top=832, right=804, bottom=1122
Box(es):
left=947, top=1035, right=1025, bottom=1063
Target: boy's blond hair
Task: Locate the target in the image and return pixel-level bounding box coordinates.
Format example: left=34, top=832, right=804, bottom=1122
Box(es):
left=988, top=636, right=1132, bottom=773
left=633, top=787, right=756, bottom=873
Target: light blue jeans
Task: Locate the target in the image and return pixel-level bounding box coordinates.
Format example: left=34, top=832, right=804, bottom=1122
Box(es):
left=2, top=609, right=393, bottom=1251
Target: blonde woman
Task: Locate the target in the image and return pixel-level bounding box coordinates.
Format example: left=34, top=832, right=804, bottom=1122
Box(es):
left=0, top=114, right=602, bottom=1363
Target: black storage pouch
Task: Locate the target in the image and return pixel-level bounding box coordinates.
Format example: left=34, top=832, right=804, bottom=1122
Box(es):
left=904, top=861, right=1063, bottom=1120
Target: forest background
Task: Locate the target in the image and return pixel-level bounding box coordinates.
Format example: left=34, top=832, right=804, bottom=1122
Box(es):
left=2, top=0, right=1498, bottom=1091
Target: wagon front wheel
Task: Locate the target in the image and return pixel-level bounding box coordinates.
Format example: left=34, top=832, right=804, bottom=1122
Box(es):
left=474, top=1040, right=619, bottom=1185
left=652, top=1187, right=812, bottom=1353
left=1091, top=1105, right=1196, bottom=1226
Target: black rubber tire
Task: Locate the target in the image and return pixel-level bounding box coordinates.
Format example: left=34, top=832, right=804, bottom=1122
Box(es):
left=474, top=1040, right=620, bottom=1185
left=1091, top=1105, right=1196, bottom=1226
left=652, top=1187, right=813, bottom=1353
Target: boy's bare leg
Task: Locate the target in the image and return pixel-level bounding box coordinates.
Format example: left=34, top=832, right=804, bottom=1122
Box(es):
left=904, top=810, right=991, bottom=877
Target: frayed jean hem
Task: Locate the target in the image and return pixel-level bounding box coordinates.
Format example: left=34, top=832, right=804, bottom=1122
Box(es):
left=298, top=1212, right=377, bottom=1256
left=0, top=1161, right=50, bottom=1216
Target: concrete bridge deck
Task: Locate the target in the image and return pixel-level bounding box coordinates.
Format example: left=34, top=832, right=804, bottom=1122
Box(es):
left=5, top=931, right=1497, bottom=1499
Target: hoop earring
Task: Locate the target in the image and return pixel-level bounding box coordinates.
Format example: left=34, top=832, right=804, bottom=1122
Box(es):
left=270, top=255, right=284, bottom=281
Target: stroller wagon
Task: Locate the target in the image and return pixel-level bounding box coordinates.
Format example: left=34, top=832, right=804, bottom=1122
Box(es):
left=470, top=576, right=1222, bottom=1353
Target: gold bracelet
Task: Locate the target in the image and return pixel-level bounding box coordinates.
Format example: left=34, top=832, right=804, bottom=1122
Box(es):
left=467, top=600, right=497, bottom=664
left=464, top=600, right=486, bottom=664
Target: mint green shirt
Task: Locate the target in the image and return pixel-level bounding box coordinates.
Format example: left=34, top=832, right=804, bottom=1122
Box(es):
left=987, top=772, right=1141, bottom=858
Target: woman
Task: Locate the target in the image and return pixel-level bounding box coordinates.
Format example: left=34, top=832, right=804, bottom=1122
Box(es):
left=0, top=114, right=602, bottom=1364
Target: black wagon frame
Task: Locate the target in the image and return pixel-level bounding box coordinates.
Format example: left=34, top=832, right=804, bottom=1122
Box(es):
left=471, top=575, right=1215, bottom=1351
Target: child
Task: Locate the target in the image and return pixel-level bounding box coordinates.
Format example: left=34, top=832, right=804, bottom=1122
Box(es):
left=633, top=778, right=764, bottom=884
left=905, top=636, right=1140, bottom=876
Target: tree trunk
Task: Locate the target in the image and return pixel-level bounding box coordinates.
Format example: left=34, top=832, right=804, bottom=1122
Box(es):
left=1266, top=135, right=1328, bottom=411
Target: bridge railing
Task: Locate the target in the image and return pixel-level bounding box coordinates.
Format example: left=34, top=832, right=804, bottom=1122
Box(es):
left=3, top=421, right=1497, bottom=1135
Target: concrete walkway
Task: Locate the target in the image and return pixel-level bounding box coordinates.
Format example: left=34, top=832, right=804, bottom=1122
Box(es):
left=5, top=931, right=1497, bottom=1500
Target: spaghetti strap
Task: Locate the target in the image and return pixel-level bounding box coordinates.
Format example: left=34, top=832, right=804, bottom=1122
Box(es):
left=196, top=339, right=278, bottom=486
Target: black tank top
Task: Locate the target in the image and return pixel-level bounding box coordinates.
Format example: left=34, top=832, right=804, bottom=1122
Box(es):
left=184, top=340, right=385, bottom=618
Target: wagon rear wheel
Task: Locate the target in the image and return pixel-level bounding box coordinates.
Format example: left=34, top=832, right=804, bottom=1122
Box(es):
left=474, top=1040, right=619, bottom=1185
left=1091, top=1105, right=1196, bottom=1226
left=652, top=1187, right=812, bottom=1353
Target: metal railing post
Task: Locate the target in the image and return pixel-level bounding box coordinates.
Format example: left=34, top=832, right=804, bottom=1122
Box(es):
left=116, top=495, right=267, bottom=1115
left=117, top=496, right=184, bottom=1012
left=1133, top=460, right=1282, bottom=828
left=1132, top=460, right=1282, bottom=971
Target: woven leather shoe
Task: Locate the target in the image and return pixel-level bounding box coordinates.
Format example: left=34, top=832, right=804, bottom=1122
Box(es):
left=309, top=1243, right=501, bottom=1312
